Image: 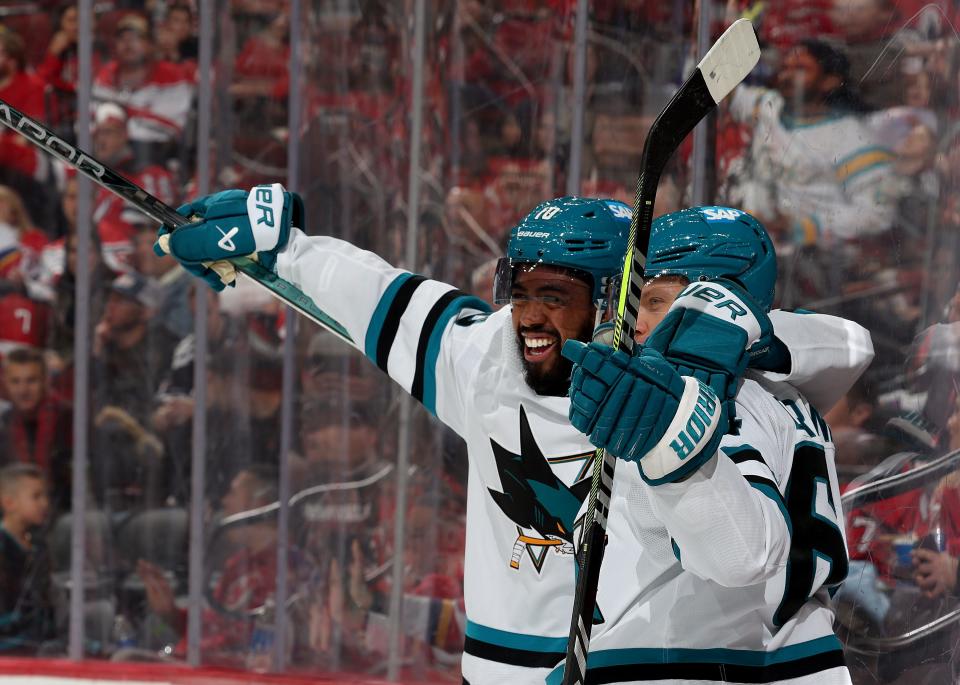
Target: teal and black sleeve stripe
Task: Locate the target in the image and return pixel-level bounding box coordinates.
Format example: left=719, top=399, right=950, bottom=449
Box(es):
left=722, top=445, right=769, bottom=468
left=411, top=289, right=490, bottom=413
left=365, top=273, right=427, bottom=371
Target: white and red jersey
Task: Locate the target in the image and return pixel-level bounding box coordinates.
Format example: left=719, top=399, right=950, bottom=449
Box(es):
left=92, top=162, right=177, bottom=273
left=274, top=229, right=873, bottom=684
left=92, top=60, right=194, bottom=144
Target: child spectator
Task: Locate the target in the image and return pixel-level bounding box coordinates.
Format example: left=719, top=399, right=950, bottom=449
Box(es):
left=0, top=348, right=72, bottom=514
left=0, top=463, right=56, bottom=654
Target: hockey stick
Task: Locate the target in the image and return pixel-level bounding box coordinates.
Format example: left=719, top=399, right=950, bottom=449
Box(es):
left=0, top=98, right=354, bottom=344
left=561, top=19, right=759, bottom=685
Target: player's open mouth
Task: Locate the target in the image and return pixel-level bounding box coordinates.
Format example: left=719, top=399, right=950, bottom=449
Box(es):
left=523, top=333, right=557, bottom=362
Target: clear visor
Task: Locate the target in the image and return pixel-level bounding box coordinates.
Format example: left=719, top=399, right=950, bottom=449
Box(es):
left=492, top=257, right=596, bottom=309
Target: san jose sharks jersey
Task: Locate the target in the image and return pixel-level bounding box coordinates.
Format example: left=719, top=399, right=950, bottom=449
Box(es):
left=550, top=376, right=855, bottom=685
left=275, top=229, right=873, bottom=684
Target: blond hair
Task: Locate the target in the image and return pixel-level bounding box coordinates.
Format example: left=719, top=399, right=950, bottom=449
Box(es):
left=0, top=185, right=34, bottom=234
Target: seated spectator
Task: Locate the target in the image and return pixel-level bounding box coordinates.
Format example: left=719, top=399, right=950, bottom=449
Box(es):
left=825, top=376, right=883, bottom=481
left=232, top=11, right=289, bottom=99
left=0, top=185, right=49, bottom=290
left=301, top=330, right=377, bottom=404
left=46, top=228, right=112, bottom=386
left=0, top=463, right=56, bottom=655
left=92, top=272, right=180, bottom=425
left=0, top=28, right=52, bottom=225
left=131, top=221, right=191, bottom=338
left=0, top=348, right=71, bottom=514
left=92, top=13, right=194, bottom=164
left=153, top=3, right=198, bottom=73
left=35, top=1, right=92, bottom=137
left=135, top=464, right=292, bottom=666
left=91, top=103, right=179, bottom=274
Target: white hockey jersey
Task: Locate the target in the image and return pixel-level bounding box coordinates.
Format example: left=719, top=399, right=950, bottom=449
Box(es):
left=275, top=230, right=874, bottom=684
left=728, top=85, right=896, bottom=245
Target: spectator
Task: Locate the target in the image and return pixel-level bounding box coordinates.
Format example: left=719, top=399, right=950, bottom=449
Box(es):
left=154, top=3, right=198, bottom=72
left=91, top=102, right=179, bottom=274
left=92, top=13, right=194, bottom=163
left=35, top=2, right=80, bottom=95
left=0, top=185, right=48, bottom=290
left=92, top=271, right=179, bottom=422
left=35, top=1, right=92, bottom=137
left=0, top=348, right=72, bottom=513
left=0, top=463, right=55, bottom=655
left=131, top=221, right=191, bottom=338
left=825, top=376, right=882, bottom=480
left=724, top=39, right=897, bottom=298
left=46, top=228, right=111, bottom=384
left=0, top=27, right=52, bottom=224
left=301, top=330, right=377, bottom=404
left=135, top=464, right=292, bottom=666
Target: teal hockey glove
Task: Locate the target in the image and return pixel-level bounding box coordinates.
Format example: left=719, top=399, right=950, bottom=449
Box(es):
left=154, top=183, right=303, bottom=290
left=563, top=341, right=725, bottom=485
left=645, top=278, right=772, bottom=432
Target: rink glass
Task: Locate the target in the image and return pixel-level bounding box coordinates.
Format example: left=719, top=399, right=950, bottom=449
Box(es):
left=1, top=0, right=957, bottom=682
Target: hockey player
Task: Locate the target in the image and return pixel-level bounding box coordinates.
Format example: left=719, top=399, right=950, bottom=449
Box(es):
left=154, top=188, right=872, bottom=683
left=556, top=206, right=858, bottom=684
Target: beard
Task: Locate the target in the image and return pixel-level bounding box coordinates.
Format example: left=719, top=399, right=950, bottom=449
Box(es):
left=516, top=317, right=595, bottom=397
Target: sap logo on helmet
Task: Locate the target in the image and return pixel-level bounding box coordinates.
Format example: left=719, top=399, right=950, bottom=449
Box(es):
left=700, top=207, right=743, bottom=222
left=606, top=202, right=632, bottom=221
left=518, top=230, right=550, bottom=238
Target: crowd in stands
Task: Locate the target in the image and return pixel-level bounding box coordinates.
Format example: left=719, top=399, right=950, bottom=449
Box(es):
left=0, top=0, right=957, bottom=682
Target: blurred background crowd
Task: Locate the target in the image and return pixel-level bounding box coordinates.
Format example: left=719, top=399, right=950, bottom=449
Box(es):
left=0, top=0, right=959, bottom=682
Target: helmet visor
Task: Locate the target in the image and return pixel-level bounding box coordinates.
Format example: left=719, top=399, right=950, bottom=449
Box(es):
left=493, top=257, right=595, bottom=309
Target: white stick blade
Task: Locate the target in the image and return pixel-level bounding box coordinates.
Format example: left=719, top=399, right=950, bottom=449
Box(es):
left=696, top=18, right=760, bottom=104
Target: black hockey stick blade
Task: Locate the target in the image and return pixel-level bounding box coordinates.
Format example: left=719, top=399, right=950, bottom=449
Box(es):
left=561, top=19, right=759, bottom=685
left=0, top=98, right=353, bottom=343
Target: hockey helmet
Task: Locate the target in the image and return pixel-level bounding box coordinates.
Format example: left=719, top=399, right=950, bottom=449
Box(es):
left=644, top=206, right=777, bottom=311
left=493, top=197, right=631, bottom=308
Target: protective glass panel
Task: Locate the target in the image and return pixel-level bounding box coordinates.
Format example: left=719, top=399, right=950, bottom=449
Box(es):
left=7, top=0, right=959, bottom=682
left=709, top=0, right=960, bottom=681
left=839, top=449, right=960, bottom=682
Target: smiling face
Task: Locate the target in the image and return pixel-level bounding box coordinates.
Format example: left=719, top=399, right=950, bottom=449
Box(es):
left=510, top=264, right=596, bottom=396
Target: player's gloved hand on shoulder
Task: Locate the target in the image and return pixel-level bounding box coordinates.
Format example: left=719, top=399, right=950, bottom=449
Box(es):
left=645, top=277, right=772, bottom=432
left=562, top=340, right=726, bottom=485
left=153, top=183, right=303, bottom=291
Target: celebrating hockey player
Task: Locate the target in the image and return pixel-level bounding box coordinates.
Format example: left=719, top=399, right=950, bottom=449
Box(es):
left=554, top=207, right=859, bottom=684
left=154, top=187, right=872, bottom=684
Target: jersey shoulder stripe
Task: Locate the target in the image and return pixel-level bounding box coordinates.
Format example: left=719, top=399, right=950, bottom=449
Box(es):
left=412, top=289, right=490, bottom=413
left=464, top=620, right=565, bottom=669
left=365, top=273, right=426, bottom=369
left=547, top=635, right=846, bottom=684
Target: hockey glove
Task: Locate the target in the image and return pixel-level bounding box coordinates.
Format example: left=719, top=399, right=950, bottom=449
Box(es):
left=154, top=183, right=303, bottom=291
left=563, top=341, right=726, bottom=485
left=645, top=278, right=772, bottom=432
